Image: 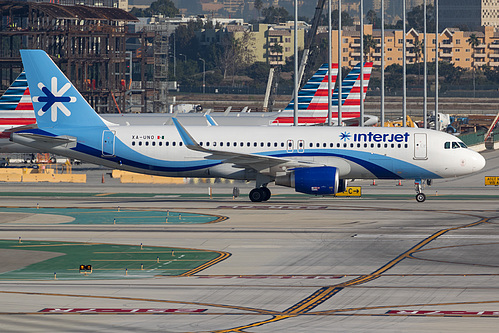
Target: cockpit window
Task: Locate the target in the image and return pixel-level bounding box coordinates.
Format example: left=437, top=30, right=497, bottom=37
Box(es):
left=459, top=142, right=467, bottom=148
left=444, top=142, right=450, bottom=149
left=452, top=142, right=460, bottom=149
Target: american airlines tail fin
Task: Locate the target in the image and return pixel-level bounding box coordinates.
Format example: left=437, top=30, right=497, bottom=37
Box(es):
left=283, top=63, right=338, bottom=111
left=339, top=62, right=373, bottom=108
left=20, top=50, right=109, bottom=129
left=273, top=62, right=373, bottom=125
left=0, top=71, right=36, bottom=127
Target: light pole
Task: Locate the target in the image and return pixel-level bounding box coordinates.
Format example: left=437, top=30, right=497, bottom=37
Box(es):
left=179, top=54, right=187, bottom=62
left=199, top=58, right=205, bottom=94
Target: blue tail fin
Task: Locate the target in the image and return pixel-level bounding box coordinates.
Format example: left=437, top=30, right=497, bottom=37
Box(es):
left=20, top=50, right=107, bottom=129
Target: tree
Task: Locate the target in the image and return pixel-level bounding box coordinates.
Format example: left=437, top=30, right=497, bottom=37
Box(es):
left=407, top=4, right=436, bottom=33
left=413, top=39, right=424, bottom=83
left=269, top=42, right=283, bottom=54
left=384, top=64, right=403, bottom=92
left=467, top=33, right=481, bottom=97
left=330, top=10, right=354, bottom=29
left=254, top=0, right=263, bottom=20
left=218, top=32, right=256, bottom=83
left=262, top=6, right=291, bottom=24
left=130, top=0, right=178, bottom=17
left=363, top=34, right=377, bottom=62
left=366, top=10, right=381, bottom=29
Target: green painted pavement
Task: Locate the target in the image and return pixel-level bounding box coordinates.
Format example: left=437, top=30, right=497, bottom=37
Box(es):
left=0, top=240, right=228, bottom=280
left=0, top=207, right=226, bottom=224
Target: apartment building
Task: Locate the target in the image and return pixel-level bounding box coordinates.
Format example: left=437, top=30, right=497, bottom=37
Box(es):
left=331, top=24, right=499, bottom=69
left=198, top=22, right=305, bottom=65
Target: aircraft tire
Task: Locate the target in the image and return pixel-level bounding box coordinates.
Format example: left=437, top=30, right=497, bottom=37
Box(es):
left=249, top=188, right=264, bottom=202
left=261, top=187, right=271, bottom=201
left=416, top=193, right=426, bottom=202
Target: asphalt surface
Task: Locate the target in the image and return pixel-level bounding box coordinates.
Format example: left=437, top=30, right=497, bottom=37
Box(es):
left=0, top=150, right=498, bottom=332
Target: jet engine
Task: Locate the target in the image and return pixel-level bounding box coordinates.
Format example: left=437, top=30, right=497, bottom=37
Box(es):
left=275, top=166, right=344, bottom=195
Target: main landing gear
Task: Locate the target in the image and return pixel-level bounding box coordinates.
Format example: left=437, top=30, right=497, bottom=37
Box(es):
left=249, top=187, right=271, bottom=202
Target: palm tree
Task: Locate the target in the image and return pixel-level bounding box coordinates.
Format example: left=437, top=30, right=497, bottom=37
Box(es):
left=467, top=33, right=480, bottom=97
left=363, top=34, right=377, bottom=62
left=254, top=0, right=263, bottom=21
left=414, top=39, right=424, bottom=83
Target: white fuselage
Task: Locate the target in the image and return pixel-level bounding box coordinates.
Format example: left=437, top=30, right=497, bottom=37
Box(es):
left=12, top=125, right=485, bottom=182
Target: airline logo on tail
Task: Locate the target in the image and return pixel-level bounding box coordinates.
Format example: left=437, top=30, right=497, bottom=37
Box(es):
left=33, top=77, right=76, bottom=122
left=273, top=62, right=373, bottom=125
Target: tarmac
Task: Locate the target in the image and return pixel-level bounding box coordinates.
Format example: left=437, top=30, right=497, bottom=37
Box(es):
left=0, top=149, right=497, bottom=332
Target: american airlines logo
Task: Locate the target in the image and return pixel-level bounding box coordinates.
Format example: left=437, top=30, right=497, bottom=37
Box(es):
left=32, top=77, right=76, bottom=122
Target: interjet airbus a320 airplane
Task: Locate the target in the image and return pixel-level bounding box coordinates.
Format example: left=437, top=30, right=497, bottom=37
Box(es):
left=12, top=50, right=485, bottom=202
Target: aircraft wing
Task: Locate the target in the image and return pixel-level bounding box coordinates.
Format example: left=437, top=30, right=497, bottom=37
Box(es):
left=172, top=118, right=318, bottom=172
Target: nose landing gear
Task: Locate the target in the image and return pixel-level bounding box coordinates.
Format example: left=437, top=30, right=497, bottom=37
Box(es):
left=415, top=179, right=432, bottom=202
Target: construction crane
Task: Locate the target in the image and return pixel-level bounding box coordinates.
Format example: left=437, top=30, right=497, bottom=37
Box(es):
left=264, top=0, right=326, bottom=111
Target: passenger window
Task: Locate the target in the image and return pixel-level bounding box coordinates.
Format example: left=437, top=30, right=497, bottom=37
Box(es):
left=343, top=143, right=347, bottom=148
left=323, top=143, right=327, bottom=147
left=384, top=143, right=387, bottom=148
left=165, top=142, right=169, bottom=146
left=179, top=142, right=183, bottom=146
left=145, top=142, right=149, bottom=146
left=267, top=142, right=271, bottom=147
left=159, top=142, right=162, bottom=146
left=371, top=143, right=374, bottom=148
left=220, top=142, right=223, bottom=147
left=309, top=143, right=313, bottom=148
left=172, top=142, right=176, bottom=146
left=337, top=143, right=340, bottom=148
left=330, top=143, right=334, bottom=147
left=213, top=142, right=217, bottom=147
left=364, top=143, right=368, bottom=148
left=254, top=142, right=258, bottom=147
left=152, top=142, right=156, bottom=146
left=260, top=142, right=264, bottom=147
left=240, top=142, right=244, bottom=147
left=281, top=142, right=284, bottom=147
left=316, top=143, right=320, bottom=148
left=132, top=141, right=135, bottom=146
left=274, top=142, right=278, bottom=147
left=206, top=142, right=210, bottom=147
left=357, top=143, right=361, bottom=148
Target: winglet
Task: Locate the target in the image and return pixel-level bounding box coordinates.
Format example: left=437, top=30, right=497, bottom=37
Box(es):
left=205, top=114, right=218, bottom=126
left=172, top=118, right=208, bottom=153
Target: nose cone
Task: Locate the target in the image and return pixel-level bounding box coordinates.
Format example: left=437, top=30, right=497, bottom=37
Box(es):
left=471, top=151, right=486, bottom=172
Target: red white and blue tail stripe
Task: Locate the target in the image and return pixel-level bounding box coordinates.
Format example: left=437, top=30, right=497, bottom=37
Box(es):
left=273, top=62, right=373, bottom=125
left=0, top=72, right=36, bottom=137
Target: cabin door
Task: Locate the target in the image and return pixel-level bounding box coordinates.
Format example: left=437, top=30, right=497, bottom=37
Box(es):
left=414, top=133, right=427, bottom=160
left=102, top=130, right=116, bottom=157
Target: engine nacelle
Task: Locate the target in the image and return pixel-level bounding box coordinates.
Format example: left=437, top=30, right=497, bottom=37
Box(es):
left=275, top=166, right=340, bottom=195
